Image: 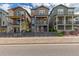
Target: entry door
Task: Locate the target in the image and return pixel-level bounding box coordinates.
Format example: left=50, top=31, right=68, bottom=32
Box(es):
left=14, top=28, right=17, bottom=33
left=44, top=26, right=47, bottom=32
left=14, top=28, right=20, bottom=33
left=41, top=26, right=44, bottom=32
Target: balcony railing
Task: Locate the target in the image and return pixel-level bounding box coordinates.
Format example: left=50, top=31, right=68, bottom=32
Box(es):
left=13, top=23, right=20, bottom=25
left=66, top=21, right=72, bottom=24
left=58, top=26, right=64, bottom=30
left=36, top=21, right=48, bottom=25
left=37, top=14, right=48, bottom=16
left=57, top=20, right=72, bottom=24
left=66, top=25, right=72, bottom=30
left=58, top=21, right=64, bottom=24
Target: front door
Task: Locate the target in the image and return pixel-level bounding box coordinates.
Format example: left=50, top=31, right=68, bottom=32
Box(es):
left=37, top=26, right=47, bottom=32
left=44, top=26, right=47, bottom=32
left=14, top=28, right=20, bottom=33
left=14, top=28, right=17, bottom=33
left=39, top=26, right=47, bottom=32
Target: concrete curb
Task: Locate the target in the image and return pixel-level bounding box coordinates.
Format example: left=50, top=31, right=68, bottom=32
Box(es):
left=0, top=36, right=79, bottom=44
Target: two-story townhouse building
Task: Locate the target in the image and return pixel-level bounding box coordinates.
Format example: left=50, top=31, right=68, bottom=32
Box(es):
left=73, top=15, right=79, bottom=34
left=50, top=4, right=75, bottom=33
left=31, top=5, right=49, bottom=32
left=8, top=7, right=31, bottom=33
left=0, top=9, right=9, bottom=32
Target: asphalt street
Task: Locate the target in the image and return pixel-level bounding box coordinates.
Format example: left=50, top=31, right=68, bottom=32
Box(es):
left=0, top=44, right=79, bottom=56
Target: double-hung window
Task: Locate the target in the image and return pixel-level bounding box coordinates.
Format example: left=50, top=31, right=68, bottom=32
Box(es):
left=39, top=10, right=45, bottom=15
left=58, top=9, right=64, bottom=15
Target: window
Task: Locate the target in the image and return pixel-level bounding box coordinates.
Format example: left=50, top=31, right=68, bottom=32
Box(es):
left=66, top=25, right=72, bottom=30
left=39, top=10, right=45, bottom=15
left=15, top=19, right=20, bottom=25
left=32, top=18, right=35, bottom=24
left=2, top=13, right=5, bottom=16
left=58, top=17, right=64, bottom=24
left=44, top=20, right=47, bottom=24
left=20, top=11, right=25, bottom=15
left=58, top=9, right=64, bottom=14
left=16, top=11, right=25, bottom=16
left=0, top=14, right=2, bottom=17
left=58, top=25, right=64, bottom=30
left=68, top=9, right=73, bottom=14
left=15, top=11, right=22, bottom=16
left=2, top=21, right=5, bottom=25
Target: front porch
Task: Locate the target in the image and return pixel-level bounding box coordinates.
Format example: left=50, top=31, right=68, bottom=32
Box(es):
left=36, top=26, right=48, bottom=32
left=34, top=16, right=49, bottom=32
left=55, top=15, right=74, bottom=32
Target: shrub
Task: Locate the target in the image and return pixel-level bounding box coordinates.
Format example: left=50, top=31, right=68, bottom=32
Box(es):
left=49, top=27, right=57, bottom=32
left=57, top=31, right=64, bottom=36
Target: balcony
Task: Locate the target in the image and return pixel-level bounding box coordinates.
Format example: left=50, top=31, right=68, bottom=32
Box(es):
left=58, top=21, right=64, bottom=24
left=57, top=17, right=64, bottom=24
left=65, top=25, right=72, bottom=30
left=12, top=23, right=20, bottom=28
left=9, top=16, right=20, bottom=19
left=12, top=21, right=20, bottom=27
left=66, top=21, right=72, bottom=24
left=36, top=21, right=48, bottom=25
left=36, top=14, right=48, bottom=16
left=58, top=25, right=64, bottom=30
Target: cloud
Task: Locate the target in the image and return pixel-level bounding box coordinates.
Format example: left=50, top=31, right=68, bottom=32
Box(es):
left=31, top=3, right=73, bottom=14
left=69, top=3, right=79, bottom=12
left=16, top=4, right=32, bottom=15
left=0, top=4, right=10, bottom=11
left=0, top=3, right=78, bottom=14
left=32, top=3, right=53, bottom=8
left=0, top=4, right=10, bottom=12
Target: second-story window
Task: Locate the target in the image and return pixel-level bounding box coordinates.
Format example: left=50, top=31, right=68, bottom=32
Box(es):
left=0, top=13, right=2, bottom=17
left=32, top=18, right=35, bottom=24
left=58, top=9, right=64, bottom=15
left=20, top=11, right=25, bottom=15
left=39, top=10, right=45, bottom=15
left=16, top=11, right=21, bottom=16
left=2, top=21, right=5, bottom=26
left=68, top=9, right=73, bottom=14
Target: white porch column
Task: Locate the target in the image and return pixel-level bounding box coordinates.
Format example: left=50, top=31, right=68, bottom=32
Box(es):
left=20, top=18, right=22, bottom=33
left=56, top=16, right=58, bottom=31
left=72, top=16, right=74, bottom=30
left=35, top=16, right=36, bottom=32
left=47, top=16, right=49, bottom=32
left=64, top=16, right=66, bottom=31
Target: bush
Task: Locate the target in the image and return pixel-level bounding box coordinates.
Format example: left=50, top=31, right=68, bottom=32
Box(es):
left=57, top=31, right=64, bottom=36
left=49, top=27, right=57, bottom=32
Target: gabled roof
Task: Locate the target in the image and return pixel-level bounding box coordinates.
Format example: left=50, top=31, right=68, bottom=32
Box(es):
left=32, top=5, right=49, bottom=10
left=8, top=6, right=31, bottom=17
left=56, top=4, right=74, bottom=9
left=49, top=4, right=75, bottom=16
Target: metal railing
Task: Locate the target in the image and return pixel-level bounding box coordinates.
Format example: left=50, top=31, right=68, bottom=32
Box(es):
left=0, top=32, right=58, bottom=37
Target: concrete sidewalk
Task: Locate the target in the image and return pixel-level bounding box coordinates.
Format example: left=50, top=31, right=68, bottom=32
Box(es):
left=0, top=36, right=79, bottom=44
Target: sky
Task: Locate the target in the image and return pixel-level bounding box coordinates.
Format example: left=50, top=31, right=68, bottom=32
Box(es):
left=0, top=3, right=79, bottom=14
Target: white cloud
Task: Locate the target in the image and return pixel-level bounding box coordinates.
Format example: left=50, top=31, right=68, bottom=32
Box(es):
left=0, top=3, right=78, bottom=15
left=32, top=3, right=53, bottom=8
left=0, top=4, right=10, bottom=12
left=17, top=4, right=32, bottom=15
